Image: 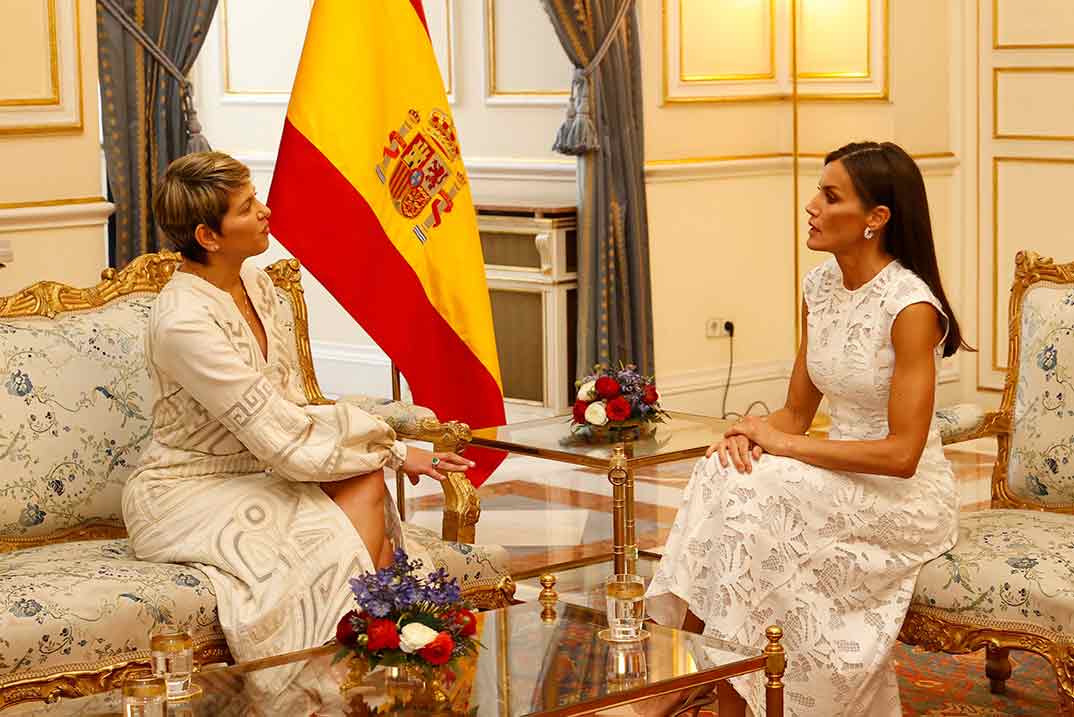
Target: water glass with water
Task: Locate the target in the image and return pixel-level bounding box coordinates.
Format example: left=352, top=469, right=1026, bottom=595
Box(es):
left=122, top=672, right=166, bottom=717
left=606, top=641, right=648, bottom=692
left=605, top=573, right=646, bottom=641
left=150, top=623, right=194, bottom=698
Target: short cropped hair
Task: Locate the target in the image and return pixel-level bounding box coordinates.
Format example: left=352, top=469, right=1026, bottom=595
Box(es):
left=152, top=152, right=250, bottom=264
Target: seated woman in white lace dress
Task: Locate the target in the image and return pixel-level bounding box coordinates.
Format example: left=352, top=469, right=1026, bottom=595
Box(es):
left=122, top=152, right=473, bottom=665
left=646, top=141, right=971, bottom=717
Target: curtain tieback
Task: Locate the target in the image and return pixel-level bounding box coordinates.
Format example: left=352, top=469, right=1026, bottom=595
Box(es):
left=97, top=0, right=211, bottom=153
left=552, top=0, right=635, bottom=156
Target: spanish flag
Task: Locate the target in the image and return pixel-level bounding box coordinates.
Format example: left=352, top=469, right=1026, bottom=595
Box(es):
left=267, top=0, right=505, bottom=486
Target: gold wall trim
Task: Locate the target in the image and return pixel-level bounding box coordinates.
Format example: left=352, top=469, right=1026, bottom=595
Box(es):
left=992, top=0, right=1074, bottom=50
left=662, top=0, right=889, bottom=104
left=795, top=0, right=871, bottom=80
left=990, top=157, right=1074, bottom=373
left=0, top=0, right=61, bottom=107
left=485, top=0, right=569, bottom=99
left=993, top=66, right=1074, bottom=141
left=0, top=0, right=84, bottom=135
left=678, top=0, right=776, bottom=82
left=0, top=196, right=104, bottom=211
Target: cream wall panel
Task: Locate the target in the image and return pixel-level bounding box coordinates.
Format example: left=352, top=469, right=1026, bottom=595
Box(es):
left=648, top=173, right=796, bottom=377
left=995, top=68, right=1074, bottom=140
left=484, top=0, right=570, bottom=102
left=221, top=0, right=310, bottom=95
left=680, top=0, right=773, bottom=80
left=991, top=158, right=1074, bottom=373
left=0, top=0, right=81, bottom=134
left=995, top=0, right=1074, bottom=48
left=798, top=0, right=869, bottom=78
left=0, top=1, right=55, bottom=101
left=424, top=0, right=454, bottom=98
left=0, top=226, right=106, bottom=294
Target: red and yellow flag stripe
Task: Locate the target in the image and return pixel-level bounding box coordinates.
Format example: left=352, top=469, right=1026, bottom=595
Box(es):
left=268, top=1, right=505, bottom=484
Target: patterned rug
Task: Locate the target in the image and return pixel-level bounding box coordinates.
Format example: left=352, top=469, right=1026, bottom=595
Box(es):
left=893, top=643, right=1059, bottom=716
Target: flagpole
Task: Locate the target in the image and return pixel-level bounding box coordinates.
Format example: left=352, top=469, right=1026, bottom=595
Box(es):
left=391, top=362, right=406, bottom=519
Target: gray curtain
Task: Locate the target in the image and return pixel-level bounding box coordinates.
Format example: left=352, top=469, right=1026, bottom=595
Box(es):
left=540, top=0, right=654, bottom=376
left=97, top=0, right=217, bottom=267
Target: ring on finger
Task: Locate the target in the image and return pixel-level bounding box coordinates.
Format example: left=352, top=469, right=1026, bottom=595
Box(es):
left=431, top=456, right=441, bottom=466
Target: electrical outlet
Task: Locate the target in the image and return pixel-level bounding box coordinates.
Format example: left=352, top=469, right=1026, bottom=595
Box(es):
left=706, top=317, right=733, bottom=338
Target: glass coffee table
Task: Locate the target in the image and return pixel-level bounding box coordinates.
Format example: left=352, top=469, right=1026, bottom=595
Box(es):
left=11, top=601, right=785, bottom=716
left=471, top=412, right=731, bottom=576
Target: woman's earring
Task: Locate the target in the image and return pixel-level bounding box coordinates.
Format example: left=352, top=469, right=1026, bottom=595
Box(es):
left=864, top=227, right=875, bottom=240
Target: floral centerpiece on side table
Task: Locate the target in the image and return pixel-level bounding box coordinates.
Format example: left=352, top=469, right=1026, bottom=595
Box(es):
left=335, top=549, right=481, bottom=691
left=571, top=363, right=669, bottom=441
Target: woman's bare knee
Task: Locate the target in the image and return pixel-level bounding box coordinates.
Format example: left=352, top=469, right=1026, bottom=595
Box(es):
left=322, top=469, right=386, bottom=505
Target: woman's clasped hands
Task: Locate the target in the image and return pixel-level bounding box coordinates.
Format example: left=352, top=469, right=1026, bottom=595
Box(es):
left=705, top=416, right=789, bottom=474
left=400, top=446, right=474, bottom=485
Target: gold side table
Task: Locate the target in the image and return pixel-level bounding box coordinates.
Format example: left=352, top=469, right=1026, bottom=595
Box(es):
left=470, top=412, right=733, bottom=577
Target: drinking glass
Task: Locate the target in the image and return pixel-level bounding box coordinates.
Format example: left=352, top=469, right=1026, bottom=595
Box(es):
left=603, top=573, right=647, bottom=642
left=606, top=641, right=648, bottom=692
left=121, top=672, right=166, bottom=717
left=150, top=623, right=194, bottom=698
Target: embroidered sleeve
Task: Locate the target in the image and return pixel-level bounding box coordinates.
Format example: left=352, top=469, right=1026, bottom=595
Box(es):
left=802, top=260, right=833, bottom=314
left=151, top=309, right=398, bottom=482
left=882, top=273, right=950, bottom=347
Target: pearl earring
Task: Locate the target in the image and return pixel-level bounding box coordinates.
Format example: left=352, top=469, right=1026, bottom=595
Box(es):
left=864, top=227, right=875, bottom=240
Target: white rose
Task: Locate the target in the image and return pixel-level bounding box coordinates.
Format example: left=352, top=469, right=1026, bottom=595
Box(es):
left=577, top=380, right=597, bottom=401
left=398, top=622, right=439, bottom=653
left=584, top=401, right=609, bottom=426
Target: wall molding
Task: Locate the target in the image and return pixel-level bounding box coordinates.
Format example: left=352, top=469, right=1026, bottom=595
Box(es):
left=657, top=359, right=793, bottom=398
left=0, top=200, right=114, bottom=233
left=644, top=153, right=961, bottom=183
left=310, top=340, right=394, bottom=399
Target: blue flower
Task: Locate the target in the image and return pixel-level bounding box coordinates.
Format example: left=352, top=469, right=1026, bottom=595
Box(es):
left=11, top=598, right=42, bottom=618
left=1007, top=557, right=1038, bottom=571
left=1045, top=457, right=1060, bottom=474
left=1026, top=474, right=1050, bottom=497
left=47, top=479, right=64, bottom=496
left=174, top=574, right=200, bottom=588
left=1038, top=345, right=1058, bottom=372
left=4, top=370, right=32, bottom=397
left=18, top=504, right=45, bottom=527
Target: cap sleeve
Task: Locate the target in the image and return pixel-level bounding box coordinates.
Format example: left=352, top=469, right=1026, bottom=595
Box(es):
left=882, top=272, right=949, bottom=348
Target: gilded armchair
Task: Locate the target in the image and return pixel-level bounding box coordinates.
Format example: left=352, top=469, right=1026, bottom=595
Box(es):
left=0, top=251, right=511, bottom=712
left=899, top=251, right=1074, bottom=712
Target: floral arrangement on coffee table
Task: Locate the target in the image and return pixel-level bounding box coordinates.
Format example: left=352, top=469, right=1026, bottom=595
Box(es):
left=335, top=550, right=480, bottom=672
left=571, top=362, right=669, bottom=440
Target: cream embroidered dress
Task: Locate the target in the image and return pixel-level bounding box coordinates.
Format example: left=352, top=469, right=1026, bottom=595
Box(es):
left=647, top=259, right=959, bottom=716
left=122, top=262, right=407, bottom=666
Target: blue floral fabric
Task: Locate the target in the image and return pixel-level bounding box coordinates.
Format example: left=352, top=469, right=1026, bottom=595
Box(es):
left=0, top=295, right=157, bottom=539
left=0, top=539, right=222, bottom=680
left=1009, top=284, right=1074, bottom=504
left=934, top=403, right=986, bottom=445
left=912, top=509, right=1074, bottom=635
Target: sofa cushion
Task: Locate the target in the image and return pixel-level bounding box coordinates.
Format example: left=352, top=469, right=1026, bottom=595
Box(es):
left=1009, top=282, right=1074, bottom=505
left=0, top=538, right=223, bottom=683
left=401, top=523, right=513, bottom=608
left=935, top=402, right=986, bottom=445
left=0, top=295, right=157, bottom=541
left=912, top=509, right=1074, bottom=637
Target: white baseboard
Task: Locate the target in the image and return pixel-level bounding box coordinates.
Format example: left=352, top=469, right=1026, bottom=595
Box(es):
left=310, top=340, right=396, bottom=399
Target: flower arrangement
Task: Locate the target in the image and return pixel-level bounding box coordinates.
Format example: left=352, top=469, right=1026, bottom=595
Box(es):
left=571, top=362, right=669, bottom=440
left=335, top=550, right=480, bottom=672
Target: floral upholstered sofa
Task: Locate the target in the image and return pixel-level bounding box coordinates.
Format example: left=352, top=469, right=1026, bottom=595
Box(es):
left=0, top=252, right=512, bottom=712
left=900, top=251, right=1074, bottom=710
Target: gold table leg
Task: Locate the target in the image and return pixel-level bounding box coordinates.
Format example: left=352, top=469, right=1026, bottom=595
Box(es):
left=608, top=446, right=629, bottom=576
left=625, top=464, right=637, bottom=576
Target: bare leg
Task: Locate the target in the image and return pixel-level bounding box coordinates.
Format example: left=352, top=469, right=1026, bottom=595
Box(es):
left=682, top=608, right=706, bottom=635
left=321, top=469, right=391, bottom=568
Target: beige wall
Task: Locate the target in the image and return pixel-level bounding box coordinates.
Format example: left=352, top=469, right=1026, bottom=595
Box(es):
left=0, top=0, right=109, bottom=295
left=643, top=0, right=977, bottom=415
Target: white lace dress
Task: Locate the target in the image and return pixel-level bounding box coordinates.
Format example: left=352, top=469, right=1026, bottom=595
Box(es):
left=646, top=259, right=959, bottom=716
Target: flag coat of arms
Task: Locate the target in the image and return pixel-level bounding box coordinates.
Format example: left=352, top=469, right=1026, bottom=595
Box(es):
left=268, top=0, right=505, bottom=486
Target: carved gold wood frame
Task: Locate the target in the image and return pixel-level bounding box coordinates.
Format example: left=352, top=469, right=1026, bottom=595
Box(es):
left=899, top=251, right=1074, bottom=708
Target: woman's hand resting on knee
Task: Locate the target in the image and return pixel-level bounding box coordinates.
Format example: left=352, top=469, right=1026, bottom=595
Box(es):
left=400, top=446, right=474, bottom=484
left=705, top=434, right=763, bottom=474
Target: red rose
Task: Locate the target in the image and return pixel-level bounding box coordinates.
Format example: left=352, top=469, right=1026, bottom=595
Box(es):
left=419, top=631, right=455, bottom=665
left=336, top=610, right=360, bottom=647
left=447, top=608, right=478, bottom=637
left=572, top=399, right=590, bottom=424
left=365, top=618, right=401, bottom=652
left=642, top=384, right=659, bottom=405
left=595, top=376, right=621, bottom=399
left=606, top=396, right=632, bottom=422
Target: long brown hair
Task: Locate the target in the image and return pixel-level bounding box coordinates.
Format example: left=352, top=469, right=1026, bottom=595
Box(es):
left=825, top=141, right=972, bottom=357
